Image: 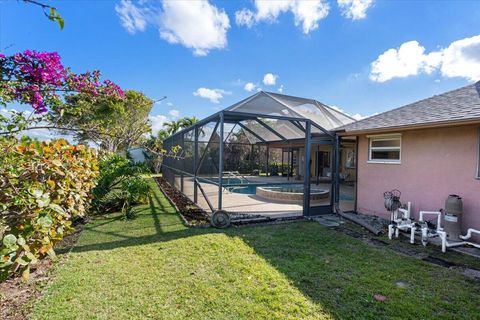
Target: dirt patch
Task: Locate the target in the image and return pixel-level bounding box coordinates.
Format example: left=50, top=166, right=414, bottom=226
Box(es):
left=0, top=224, right=84, bottom=320
left=368, top=238, right=389, bottom=246
left=335, top=226, right=365, bottom=239
left=391, top=243, right=425, bottom=257
left=154, top=177, right=210, bottom=226
left=422, top=256, right=457, bottom=268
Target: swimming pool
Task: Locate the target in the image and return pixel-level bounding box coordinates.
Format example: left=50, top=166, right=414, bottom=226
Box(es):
left=228, top=184, right=353, bottom=201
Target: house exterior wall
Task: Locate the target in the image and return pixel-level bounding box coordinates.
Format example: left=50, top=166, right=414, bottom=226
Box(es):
left=357, top=125, right=480, bottom=233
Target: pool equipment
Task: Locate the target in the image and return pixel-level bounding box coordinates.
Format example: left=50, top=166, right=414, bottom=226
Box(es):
left=443, top=195, right=463, bottom=240
left=388, top=202, right=416, bottom=244
left=418, top=210, right=480, bottom=253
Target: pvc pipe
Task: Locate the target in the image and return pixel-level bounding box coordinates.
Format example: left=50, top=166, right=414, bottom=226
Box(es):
left=419, top=211, right=442, bottom=231
left=460, top=228, right=480, bottom=241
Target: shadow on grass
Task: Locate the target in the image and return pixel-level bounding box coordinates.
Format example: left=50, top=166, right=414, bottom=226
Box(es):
left=230, top=223, right=480, bottom=319
left=72, top=192, right=210, bottom=253
left=70, top=179, right=480, bottom=319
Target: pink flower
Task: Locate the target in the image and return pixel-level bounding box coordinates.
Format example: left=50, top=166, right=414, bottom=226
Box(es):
left=2, top=50, right=126, bottom=112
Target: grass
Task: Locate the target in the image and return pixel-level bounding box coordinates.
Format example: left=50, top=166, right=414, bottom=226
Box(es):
left=31, top=179, right=480, bottom=319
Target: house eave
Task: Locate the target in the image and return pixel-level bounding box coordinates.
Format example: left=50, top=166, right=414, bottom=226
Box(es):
left=336, top=118, right=480, bottom=136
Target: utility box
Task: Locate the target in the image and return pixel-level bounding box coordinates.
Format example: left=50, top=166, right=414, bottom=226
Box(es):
left=443, top=194, right=463, bottom=240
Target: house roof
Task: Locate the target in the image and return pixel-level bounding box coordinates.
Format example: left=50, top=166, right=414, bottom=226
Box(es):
left=336, top=81, right=480, bottom=134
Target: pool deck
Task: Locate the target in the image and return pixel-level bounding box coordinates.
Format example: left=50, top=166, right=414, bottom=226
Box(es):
left=175, top=175, right=355, bottom=218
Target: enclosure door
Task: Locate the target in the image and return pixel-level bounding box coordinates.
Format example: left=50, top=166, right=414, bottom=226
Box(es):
left=308, top=143, right=333, bottom=216
left=339, top=139, right=357, bottom=213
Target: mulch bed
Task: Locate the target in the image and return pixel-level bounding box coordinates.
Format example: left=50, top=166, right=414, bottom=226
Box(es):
left=154, top=177, right=210, bottom=226
left=0, top=223, right=85, bottom=320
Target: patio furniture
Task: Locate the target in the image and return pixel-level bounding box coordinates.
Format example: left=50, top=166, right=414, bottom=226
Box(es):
left=388, top=202, right=416, bottom=244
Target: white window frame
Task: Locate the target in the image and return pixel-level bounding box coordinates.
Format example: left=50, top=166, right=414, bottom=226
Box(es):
left=367, top=134, right=402, bottom=164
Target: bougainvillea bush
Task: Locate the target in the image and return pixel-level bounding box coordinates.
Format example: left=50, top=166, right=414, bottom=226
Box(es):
left=0, top=50, right=124, bottom=113
left=0, top=138, right=98, bottom=280
left=0, top=50, right=125, bottom=136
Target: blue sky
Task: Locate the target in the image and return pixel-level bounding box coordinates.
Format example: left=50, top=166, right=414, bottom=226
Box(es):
left=2, top=0, right=480, bottom=135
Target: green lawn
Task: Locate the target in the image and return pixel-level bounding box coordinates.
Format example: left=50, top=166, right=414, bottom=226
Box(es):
left=31, top=179, right=480, bottom=320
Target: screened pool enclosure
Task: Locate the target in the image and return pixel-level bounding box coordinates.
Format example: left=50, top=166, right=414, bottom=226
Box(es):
left=162, top=91, right=357, bottom=218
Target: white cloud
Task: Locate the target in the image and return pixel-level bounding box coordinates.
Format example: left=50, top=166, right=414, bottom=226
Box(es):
left=337, top=0, right=374, bottom=20
left=235, top=0, right=329, bottom=34
left=235, top=8, right=255, bottom=28
left=149, top=114, right=168, bottom=135
left=1, top=108, right=74, bottom=142
left=115, top=0, right=148, bottom=34
left=159, top=0, right=230, bottom=56
left=353, top=112, right=378, bottom=120
left=440, top=35, right=480, bottom=81
left=329, top=105, right=376, bottom=121
left=193, top=87, right=230, bottom=103
left=278, top=84, right=284, bottom=93
left=244, top=82, right=257, bottom=92
left=370, top=41, right=440, bottom=82
left=115, top=0, right=230, bottom=56
left=263, top=73, right=278, bottom=86
left=169, top=109, right=179, bottom=117
left=370, top=35, right=480, bottom=82
left=167, top=102, right=173, bottom=106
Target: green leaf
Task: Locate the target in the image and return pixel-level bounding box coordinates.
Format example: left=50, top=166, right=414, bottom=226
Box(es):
left=2, top=234, right=17, bottom=247
left=49, top=203, right=65, bottom=214
left=37, top=196, right=51, bottom=208
left=47, top=248, right=56, bottom=258
left=21, top=267, right=30, bottom=282
left=17, top=237, right=26, bottom=246
left=25, top=251, right=38, bottom=263
left=32, top=189, right=43, bottom=198
left=52, top=159, right=63, bottom=167
left=57, top=17, right=65, bottom=30
left=37, top=215, right=53, bottom=228
left=16, top=257, right=29, bottom=266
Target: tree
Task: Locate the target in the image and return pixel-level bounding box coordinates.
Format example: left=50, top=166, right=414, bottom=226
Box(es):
left=157, top=129, right=170, bottom=141
left=161, top=116, right=199, bottom=136
left=0, top=50, right=125, bottom=135
left=178, top=116, right=199, bottom=129
left=23, top=0, right=64, bottom=29
left=53, top=90, right=153, bottom=152
left=163, top=120, right=181, bottom=135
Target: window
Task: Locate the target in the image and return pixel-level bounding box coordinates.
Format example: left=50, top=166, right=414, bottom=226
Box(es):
left=368, top=134, right=401, bottom=164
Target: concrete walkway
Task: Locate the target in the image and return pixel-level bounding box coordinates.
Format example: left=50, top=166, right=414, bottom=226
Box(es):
left=172, top=175, right=355, bottom=217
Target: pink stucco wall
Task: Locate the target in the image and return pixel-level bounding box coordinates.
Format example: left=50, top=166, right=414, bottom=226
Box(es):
left=357, top=125, right=480, bottom=234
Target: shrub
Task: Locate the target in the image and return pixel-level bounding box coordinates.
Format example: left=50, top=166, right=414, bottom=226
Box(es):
left=0, top=138, right=98, bottom=280
left=92, top=154, right=151, bottom=218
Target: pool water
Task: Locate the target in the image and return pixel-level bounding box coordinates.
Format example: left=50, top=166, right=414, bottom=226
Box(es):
left=228, top=184, right=354, bottom=201
left=229, top=184, right=323, bottom=195
left=228, top=185, right=258, bottom=194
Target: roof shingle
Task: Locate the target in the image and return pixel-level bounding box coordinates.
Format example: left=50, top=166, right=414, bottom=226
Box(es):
left=336, top=81, right=480, bottom=133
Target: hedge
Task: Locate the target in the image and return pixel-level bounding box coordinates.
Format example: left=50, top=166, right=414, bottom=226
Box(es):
left=0, top=138, right=98, bottom=280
